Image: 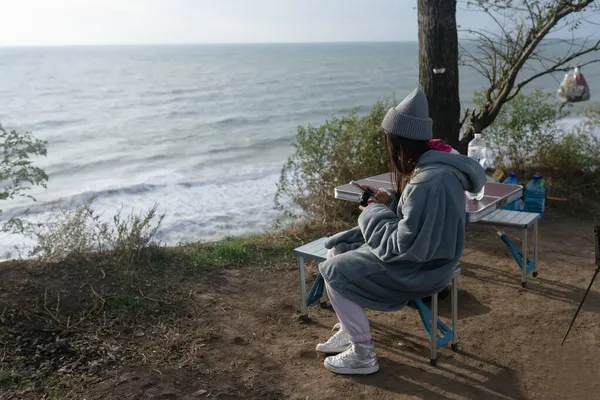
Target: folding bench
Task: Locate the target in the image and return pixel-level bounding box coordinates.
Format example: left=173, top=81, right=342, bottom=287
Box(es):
left=293, top=238, right=459, bottom=366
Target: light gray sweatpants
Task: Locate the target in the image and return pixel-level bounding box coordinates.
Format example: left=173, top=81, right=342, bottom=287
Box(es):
left=325, top=248, right=372, bottom=343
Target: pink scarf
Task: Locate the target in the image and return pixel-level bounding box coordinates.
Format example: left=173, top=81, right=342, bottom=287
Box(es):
left=427, top=139, right=453, bottom=153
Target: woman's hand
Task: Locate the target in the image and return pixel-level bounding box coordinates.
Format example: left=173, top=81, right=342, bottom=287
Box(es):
left=358, top=186, right=390, bottom=211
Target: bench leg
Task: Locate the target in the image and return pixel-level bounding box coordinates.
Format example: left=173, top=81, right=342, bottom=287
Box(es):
left=430, top=292, right=438, bottom=366
left=451, top=274, right=458, bottom=351
left=521, top=227, right=528, bottom=287
left=533, top=221, right=539, bottom=278
left=298, top=256, right=309, bottom=322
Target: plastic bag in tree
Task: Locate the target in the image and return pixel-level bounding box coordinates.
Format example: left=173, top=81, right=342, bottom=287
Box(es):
left=558, top=66, right=590, bottom=103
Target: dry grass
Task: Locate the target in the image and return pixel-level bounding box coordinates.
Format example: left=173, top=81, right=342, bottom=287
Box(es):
left=0, top=219, right=347, bottom=398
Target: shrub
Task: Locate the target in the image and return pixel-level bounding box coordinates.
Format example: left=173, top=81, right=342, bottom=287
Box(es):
left=274, top=99, right=394, bottom=223
left=4, top=198, right=101, bottom=261
left=481, top=90, right=600, bottom=199
left=0, top=123, right=48, bottom=213
left=4, top=197, right=166, bottom=264
left=481, top=90, right=572, bottom=171
left=107, top=203, right=166, bottom=264
left=537, top=105, right=600, bottom=199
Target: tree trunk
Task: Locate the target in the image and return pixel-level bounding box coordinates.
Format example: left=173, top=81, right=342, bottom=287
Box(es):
left=417, top=0, right=461, bottom=150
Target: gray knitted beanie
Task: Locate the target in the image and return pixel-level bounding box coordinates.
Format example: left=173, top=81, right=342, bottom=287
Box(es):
left=381, top=88, right=433, bottom=141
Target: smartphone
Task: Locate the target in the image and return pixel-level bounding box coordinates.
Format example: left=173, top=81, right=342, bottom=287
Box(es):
left=351, top=180, right=376, bottom=206
left=350, top=180, right=366, bottom=192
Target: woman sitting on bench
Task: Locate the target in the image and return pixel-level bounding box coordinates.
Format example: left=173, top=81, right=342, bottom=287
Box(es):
left=317, top=88, right=486, bottom=375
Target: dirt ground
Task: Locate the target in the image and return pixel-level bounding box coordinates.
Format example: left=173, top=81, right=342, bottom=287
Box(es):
left=2, top=212, right=600, bottom=399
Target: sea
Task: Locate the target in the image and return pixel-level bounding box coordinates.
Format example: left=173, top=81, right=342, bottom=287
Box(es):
left=0, top=42, right=599, bottom=258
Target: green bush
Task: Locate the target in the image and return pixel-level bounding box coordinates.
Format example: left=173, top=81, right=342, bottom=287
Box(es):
left=274, top=99, right=394, bottom=223
left=536, top=105, right=600, bottom=199
left=481, top=90, right=572, bottom=171
left=481, top=90, right=600, bottom=199
left=0, top=123, right=48, bottom=213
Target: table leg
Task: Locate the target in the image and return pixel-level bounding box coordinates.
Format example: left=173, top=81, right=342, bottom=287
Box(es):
left=533, top=221, right=539, bottom=277
left=521, top=227, right=528, bottom=287
left=298, top=257, right=308, bottom=320
left=430, top=293, right=438, bottom=366
left=451, top=273, right=458, bottom=351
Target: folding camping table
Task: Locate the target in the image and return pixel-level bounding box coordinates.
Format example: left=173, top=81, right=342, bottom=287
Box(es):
left=334, top=172, right=522, bottom=222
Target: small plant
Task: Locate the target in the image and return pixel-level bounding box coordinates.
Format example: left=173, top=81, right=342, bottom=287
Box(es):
left=4, top=197, right=166, bottom=264
left=4, top=197, right=103, bottom=262
left=105, top=203, right=166, bottom=265
left=214, top=240, right=248, bottom=263
left=275, top=99, right=393, bottom=224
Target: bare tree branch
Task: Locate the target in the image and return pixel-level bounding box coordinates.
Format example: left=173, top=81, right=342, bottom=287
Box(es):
left=456, top=0, right=600, bottom=146
left=507, top=45, right=600, bottom=101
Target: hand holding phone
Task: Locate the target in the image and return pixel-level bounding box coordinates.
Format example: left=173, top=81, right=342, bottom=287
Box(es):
left=351, top=181, right=376, bottom=207
left=351, top=181, right=392, bottom=209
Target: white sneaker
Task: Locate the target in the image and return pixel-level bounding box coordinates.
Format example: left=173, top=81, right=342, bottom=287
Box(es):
left=324, top=342, right=379, bottom=375
left=315, top=325, right=351, bottom=354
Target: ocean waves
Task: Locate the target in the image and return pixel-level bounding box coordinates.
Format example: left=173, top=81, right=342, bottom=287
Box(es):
left=1, top=165, right=282, bottom=219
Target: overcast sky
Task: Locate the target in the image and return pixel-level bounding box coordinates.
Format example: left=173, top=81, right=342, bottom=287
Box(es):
left=1, top=0, right=598, bottom=46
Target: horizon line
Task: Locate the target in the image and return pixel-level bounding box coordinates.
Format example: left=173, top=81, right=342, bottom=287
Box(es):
left=2, top=40, right=417, bottom=48
left=1, top=36, right=594, bottom=49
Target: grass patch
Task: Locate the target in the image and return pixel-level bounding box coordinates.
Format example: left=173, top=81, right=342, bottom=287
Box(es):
left=176, top=224, right=334, bottom=271
left=103, top=270, right=188, bottom=320
left=0, top=369, right=23, bottom=390
left=182, top=237, right=256, bottom=270
left=105, top=292, right=145, bottom=313
left=102, top=286, right=187, bottom=321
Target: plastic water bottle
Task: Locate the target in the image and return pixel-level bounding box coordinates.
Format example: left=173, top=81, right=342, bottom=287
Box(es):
left=502, top=173, right=522, bottom=211
left=523, top=175, right=546, bottom=218
left=466, top=133, right=487, bottom=201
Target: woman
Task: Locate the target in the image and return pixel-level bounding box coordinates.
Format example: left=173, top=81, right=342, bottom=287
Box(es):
left=316, top=88, right=486, bottom=375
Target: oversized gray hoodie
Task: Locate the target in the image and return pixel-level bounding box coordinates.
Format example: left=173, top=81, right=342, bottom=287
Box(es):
left=318, top=150, right=486, bottom=311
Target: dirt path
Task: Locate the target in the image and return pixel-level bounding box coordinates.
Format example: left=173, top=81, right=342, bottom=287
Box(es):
left=2, top=215, right=600, bottom=399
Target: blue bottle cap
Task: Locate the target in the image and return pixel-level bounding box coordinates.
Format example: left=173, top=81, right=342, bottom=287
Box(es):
left=509, top=172, right=516, bottom=178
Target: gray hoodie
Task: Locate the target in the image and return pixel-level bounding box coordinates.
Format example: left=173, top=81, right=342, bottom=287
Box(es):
left=318, top=150, right=486, bottom=311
